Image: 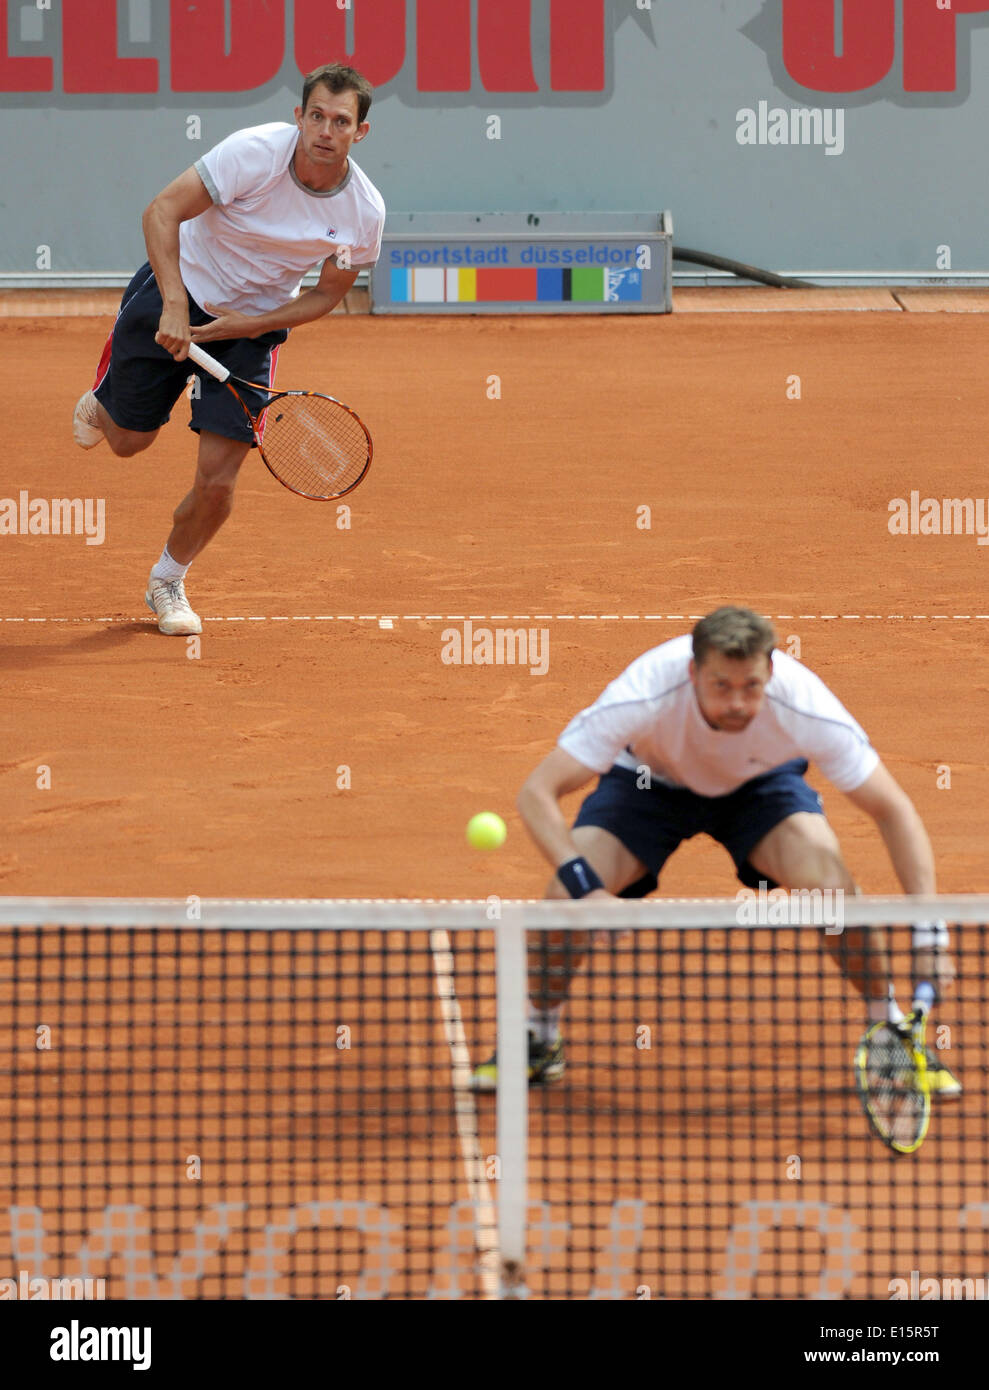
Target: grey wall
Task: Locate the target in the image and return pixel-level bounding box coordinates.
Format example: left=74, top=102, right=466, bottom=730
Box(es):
left=2, top=1, right=988, bottom=277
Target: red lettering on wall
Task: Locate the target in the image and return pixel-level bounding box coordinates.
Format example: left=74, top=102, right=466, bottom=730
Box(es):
left=170, top=0, right=284, bottom=94
left=478, top=0, right=537, bottom=92
left=550, top=0, right=604, bottom=91
left=903, top=0, right=989, bottom=92
left=63, top=0, right=157, bottom=93
left=294, top=0, right=405, bottom=89
left=782, top=0, right=895, bottom=92
left=417, top=0, right=470, bottom=92
left=0, top=0, right=52, bottom=90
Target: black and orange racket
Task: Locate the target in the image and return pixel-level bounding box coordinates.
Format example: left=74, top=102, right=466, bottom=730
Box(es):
left=187, top=343, right=372, bottom=500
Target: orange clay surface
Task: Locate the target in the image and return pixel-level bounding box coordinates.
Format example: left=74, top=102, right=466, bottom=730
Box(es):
left=0, top=306, right=987, bottom=1299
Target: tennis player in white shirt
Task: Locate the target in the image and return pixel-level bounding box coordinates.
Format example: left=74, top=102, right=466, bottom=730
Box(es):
left=471, top=606, right=958, bottom=1094
left=73, top=63, right=385, bottom=634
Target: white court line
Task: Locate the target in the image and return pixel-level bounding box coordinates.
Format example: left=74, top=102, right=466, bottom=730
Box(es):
left=428, top=929, right=500, bottom=1301
left=2, top=614, right=989, bottom=626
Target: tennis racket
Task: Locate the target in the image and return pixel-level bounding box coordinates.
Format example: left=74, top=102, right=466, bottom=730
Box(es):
left=186, top=342, right=371, bottom=501
left=853, top=982, right=936, bottom=1155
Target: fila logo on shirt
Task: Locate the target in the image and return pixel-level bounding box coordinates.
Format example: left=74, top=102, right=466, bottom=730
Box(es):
left=327, top=227, right=337, bottom=237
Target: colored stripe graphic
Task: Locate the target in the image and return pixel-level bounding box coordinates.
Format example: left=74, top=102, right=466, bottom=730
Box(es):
left=444, top=268, right=476, bottom=301
left=475, top=268, right=538, bottom=300
left=571, top=267, right=604, bottom=302
left=537, top=268, right=564, bottom=301
left=412, top=268, right=446, bottom=302
left=390, top=268, right=410, bottom=302
left=392, top=264, right=644, bottom=304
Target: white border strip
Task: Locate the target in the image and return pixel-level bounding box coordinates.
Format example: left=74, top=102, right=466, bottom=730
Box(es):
left=1, top=896, right=988, bottom=928
left=2, top=613, right=989, bottom=625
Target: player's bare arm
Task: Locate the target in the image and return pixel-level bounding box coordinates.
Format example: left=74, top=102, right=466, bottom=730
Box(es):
left=844, top=762, right=936, bottom=893
left=845, top=761, right=955, bottom=991
left=191, top=259, right=360, bottom=345
left=517, top=748, right=612, bottom=900
left=142, top=167, right=213, bottom=361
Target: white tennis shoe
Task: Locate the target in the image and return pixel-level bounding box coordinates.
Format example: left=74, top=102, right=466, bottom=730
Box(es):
left=145, top=572, right=202, bottom=635
left=73, top=390, right=105, bottom=449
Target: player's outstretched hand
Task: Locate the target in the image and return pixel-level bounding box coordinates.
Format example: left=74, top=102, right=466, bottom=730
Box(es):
left=191, top=302, right=258, bottom=344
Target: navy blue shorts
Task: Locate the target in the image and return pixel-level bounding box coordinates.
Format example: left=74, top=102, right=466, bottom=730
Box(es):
left=92, top=262, right=288, bottom=445
left=573, top=759, right=824, bottom=897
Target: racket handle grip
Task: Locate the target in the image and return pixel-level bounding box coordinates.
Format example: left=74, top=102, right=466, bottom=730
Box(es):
left=187, top=342, right=230, bottom=383
left=914, top=981, right=936, bottom=1015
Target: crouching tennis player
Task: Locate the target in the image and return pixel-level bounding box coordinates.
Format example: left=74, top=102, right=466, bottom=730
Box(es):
left=73, top=63, right=385, bottom=634
left=470, top=607, right=958, bottom=1094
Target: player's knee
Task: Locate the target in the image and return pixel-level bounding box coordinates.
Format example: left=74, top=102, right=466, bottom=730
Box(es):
left=108, top=431, right=155, bottom=458
left=194, top=478, right=236, bottom=514
left=797, top=846, right=854, bottom=893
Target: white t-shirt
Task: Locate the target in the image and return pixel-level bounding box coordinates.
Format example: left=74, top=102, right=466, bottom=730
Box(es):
left=179, top=123, right=385, bottom=314
left=558, top=634, right=879, bottom=797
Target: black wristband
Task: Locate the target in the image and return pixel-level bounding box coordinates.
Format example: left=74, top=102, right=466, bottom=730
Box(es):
left=557, top=856, right=604, bottom=899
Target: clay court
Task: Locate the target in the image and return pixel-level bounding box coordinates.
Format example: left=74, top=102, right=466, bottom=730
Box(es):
left=3, top=302, right=988, bottom=897
left=1, top=300, right=987, bottom=1299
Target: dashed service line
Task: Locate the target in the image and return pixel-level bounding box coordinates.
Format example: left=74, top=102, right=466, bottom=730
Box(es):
left=3, top=614, right=989, bottom=625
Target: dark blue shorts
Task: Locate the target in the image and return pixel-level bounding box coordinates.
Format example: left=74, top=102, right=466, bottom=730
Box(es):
left=573, top=759, right=824, bottom=897
left=92, top=262, right=288, bottom=445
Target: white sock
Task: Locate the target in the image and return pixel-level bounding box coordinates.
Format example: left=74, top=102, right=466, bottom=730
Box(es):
left=527, top=1003, right=562, bottom=1044
left=150, top=546, right=188, bottom=582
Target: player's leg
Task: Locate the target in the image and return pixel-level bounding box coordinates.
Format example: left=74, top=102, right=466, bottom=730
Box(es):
left=748, top=808, right=961, bottom=1096
left=745, top=808, right=853, bottom=891
left=526, top=825, right=648, bottom=1061
left=145, top=432, right=251, bottom=635
left=469, top=768, right=679, bottom=1090
left=733, top=778, right=955, bottom=1089
left=166, top=431, right=251, bottom=564
left=93, top=400, right=160, bottom=458
left=730, top=764, right=891, bottom=1014
left=746, top=809, right=891, bottom=1009
left=143, top=323, right=289, bottom=633
left=75, top=263, right=188, bottom=456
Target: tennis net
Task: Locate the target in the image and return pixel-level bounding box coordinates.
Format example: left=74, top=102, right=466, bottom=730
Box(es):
left=0, top=896, right=986, bottom=1302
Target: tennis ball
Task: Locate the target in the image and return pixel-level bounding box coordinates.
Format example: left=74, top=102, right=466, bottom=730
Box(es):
left=467, top=811, right=507, bottom=851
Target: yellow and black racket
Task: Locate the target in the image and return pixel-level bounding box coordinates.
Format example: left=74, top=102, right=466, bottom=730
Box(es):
left=854, top=982, right=936, bottom=1155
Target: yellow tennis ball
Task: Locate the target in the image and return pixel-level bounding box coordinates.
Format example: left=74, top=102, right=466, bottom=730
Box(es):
left=467, top=811, right=507, bottom=851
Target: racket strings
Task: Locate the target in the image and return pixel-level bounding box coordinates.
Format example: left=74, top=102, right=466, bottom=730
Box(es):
left=260, top=394, right=370, bottom=499
left=863, top=1024, right=927, bottom=1146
